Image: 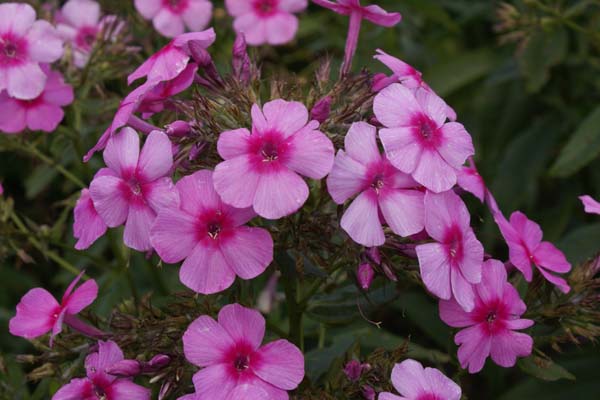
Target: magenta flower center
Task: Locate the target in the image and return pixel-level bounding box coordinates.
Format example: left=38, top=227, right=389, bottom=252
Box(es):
left=234, top=354, right=251, bottom=371
left=0, top=34, right=27, bottom=66
left=129, top=180, right=142, bottom=196
left=486, top=311, right=497, bottom=323
left=207, top=222, right=221, bottom=239
left=412, top=114, right=441, bottom=148
left=444, top=225, right=464, bottom=261
left=75, top=26, right=99, bottom=50
left=93, top=385, right=107, bottom=400
left=261, top=141, right=279, bottom=161
left=371, top=174, right=385, bottom=192
left=163, top=0, right=190, bottom=13
left=253, top=0, right=279, bottom=16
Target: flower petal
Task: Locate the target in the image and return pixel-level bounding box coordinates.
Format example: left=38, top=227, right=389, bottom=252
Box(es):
left=412, top=149, right=457, bottom=193
left=253, top=168, right=309, bottom=219
left=151, top=208, right=198, bottom=263
left=9, top=288, right=59, bottom=339
left=89, top=175, right=130, bottom=227
left=284, top=123, right=334, bottom=179
left=217, top=304, right=265, bottom=351
left=416, top=242, right=451, bottom=300
left=192, top=364, right=236, bottom=398
left=108, top=380, right=151, bottom=400
left=137, top=131, right=173, bottom=182
left=455, top=325, right=491, bottom=373
left=436, top=122, right=474, bottom=169
left=253, top=340, right=305, bottom=390
left=179, top=244, right=237, bottom=294
left=326, top=150, right=368, bottom=204
left=344, top=122, right=381, bottom=166
left=389, top=359, right=427, bottom=398
left=103, top=127, right=140, bottom=178
left=379, top=189, right=425, bottom=237
left=340, top=190, right=385, bottom=247
left=214, top=156, right=260, bottom=209
left=439, top=299, right=474, bottom=328
left=123, top=204, right=156, bottom=251
left=379, top=127, right=422, bottom=174
left=489, top=330, right=533, bottom=368
left=374, top=83, right=423, bottom=128
left=220, top=227, right=273, bottom=280
left=183, top=316, right=234, bottom=367
left=217, top=128, right=251, bottom=160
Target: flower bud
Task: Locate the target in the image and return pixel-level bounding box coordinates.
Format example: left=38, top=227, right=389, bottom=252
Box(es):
left=362, top=385, right=376, bottom=400
left=165, top=120, right=192, bottom=138
left=232, top=34, right=251, bottom=84
left=310, top=96, right=332, bottom=124
left=357, top=263, right=375, bottom=290
left=343, top=360, right=363, bottom=382
left=106, top=360, right=142, bottom=377
left=366, top=247, right=381, bottom=265
left=189, top=41, right=222, bottom=84
left=381, top=262, right=397, bottom=282
left=147, top=354, right=171, bottom=370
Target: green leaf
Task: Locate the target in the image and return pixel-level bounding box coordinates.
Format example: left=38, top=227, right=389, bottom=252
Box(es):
left=549, top=106, right=600, bottom=177
left=304, top=335, right=355, bottom=382
left=518, top=356, right=576, bottom=382
left=558, top=222, right=600, bottom=264
left=25, top=165, right=58, bottom=199
left=518, top=28, right=568, bottom=92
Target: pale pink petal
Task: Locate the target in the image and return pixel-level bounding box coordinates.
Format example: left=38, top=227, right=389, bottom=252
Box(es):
left=457, top=167, right=485, bottom=202
left=379, top=189, right=425, bottom=237
left=436, top=122, right=474, bottom=169
left=459, top=229, right=483, bottom=284
left=379, top=127, right=422, bottom=174
left=489, top=330, right=533, bottom=368
left=143, top=177, right=179, bottom=213
left=89, top=175, right=129, bottom=227
left=154, top=9, right=185, bottom=38
left=503, top=284, right=527, bottom=317
left=64, top=280, right=98, bottom=315
left=424, top=191, right=470, bottom=242
left=225, top=0, right=253, bottom=17
left=26, top=20, right=64, bottom=63
left=508, top=244, right=533, bottom=281
left=213, top=156, right=260, bottom=209
left=123, top=204, right=156, bottom=251
left=234, top=14, right=266, bottom=46
left=505, top=319, right=534, bottom=330
left=182, top=0, right=213, bottom=32
left=340, top=191, right=385, bottom=247
left=176, top=170, right=222, bottom=215
left=220, top=227, right=273, bottom=279
left=253, top=340, right=304, bottom=390
left=422, top=366, right=461, bottom=400
left=414, top=88, right=447, bottom=127
left=284, top=123, right=334, bottom=179
left=412, top=150, right=457, bottom=193
left=389, top=359, right=427, bottom=398
left=0, top=95, right=26, bottom=133
left=26, top=104, right=65, bottom=132
left=326, top=151, right=368, bottom=204
left=228, top=384, right=271, bottom=400
left=62, top=0, right=101, bottom=27
left=183, top=316, right=234, bottom=367
left=455, top=325, right=491, bottom=373
left=373, top=83, right=422, bottom=128
left=264, top=13, right=298, bottom=45
left=450, top=268, right=475, bottom=312
left=43, top=71, right=75, bottom=106
left=439, top=299, right=474, bottom=328
left=253, top=168, right=309, bottom=219
left=362, top=5, right=402, bottom=27
left=217, top=304, right=265, bottom=351
left=226, top=205, right=257, bottom=227
left=247, top=380, right=289, bottom=400
left=280, top=0, right=308, bottom=13
left=0, top=3, right=36, bottom=36
left=179, top=244, right=237, bottom=294
left=533, top=242, right=571, bottom=273
left=103, top=127, right=140, bottom=177
left=261, top=100, right=309, bottom=137
left=251, top=103, right=268, bottom=132
left=51, top=378, right=93, bottom=400
left=378, top=394, right=404, bottom=400
left=537, top=267, right=571, bottom=294
left=312, top=0, right=349, bottom=14
left=475, top=259, right=506, bottom=304
left=344, top=122, right=381, bottom=166
left=6, top=62, right=47, bottom=100
left=108, top=380, right=151, bottom=400
left=192, top=364, right=236, bottom=398
left=580, top=195, right=600, bottom=215
left=151, top=208, right=198, bottom=263
left=509, top=211, right=543, bottom=250
left=134, top=0, right=162, bottom=18
left=9, top=288, right=59, bottom=339
left=86, top=340, right=124, bottom=383
left=217, top=128, right=251, bottom=160
left=374, top=49, right=417, bottom=78
left=137, top=131, right=173, bottom=182
left=74, top=189, right=107, bottom=250
left=416, top=242, right=451, bottom=300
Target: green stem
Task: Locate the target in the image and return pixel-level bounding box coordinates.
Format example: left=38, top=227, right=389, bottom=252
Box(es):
left=277, top=251, right=304, bottom=350
left=22, top=142, right=86, bottom=188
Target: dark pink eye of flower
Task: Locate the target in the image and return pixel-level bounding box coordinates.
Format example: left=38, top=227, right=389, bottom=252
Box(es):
left=444, top=225, right=464, bottom=261
left=93, top=384, right=107, bottom=399
left=0, top=34, right=27, bottom=66
left=128, top=179, right=143, bottom=196
left=370, top=174, right=385, bottom=192
left=248, top=131, right=290, bottom=166
left=413, top=114, right=440, bottom=147
left=253, top=0, right=279, bottom=16
left=163, top=0, right=190, bottom=13
left=234, top=354, right=251, bottom=371
left=207, top=222, right=222, bottom=239
left=75, top=26, right=99, bottom=50
left=260, top=141, right=280, bottom=161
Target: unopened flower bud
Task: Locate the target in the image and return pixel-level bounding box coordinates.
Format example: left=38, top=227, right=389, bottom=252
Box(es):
left=147, top=354, right=171, bottom=370
left=232, top=34, right=251, bottom=84
left=106, top=360, right=142, bottom=377
left=366, top=247, right=381, bottom=265
left=343, top=360, right=363, bottom=382
left=165, top=120, right=191, bottom=137
left=362, top=385, right=376, bottom=400
left=310, top=96, right=331, bottom=124
left=189, top=41, right=222, bottom=84
left=357, top=263, right=375, bottom=290
left=381, top=262, right=397, bottom=282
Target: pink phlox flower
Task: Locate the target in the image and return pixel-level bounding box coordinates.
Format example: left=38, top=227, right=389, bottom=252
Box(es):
left=225, top=0, right=308, bottom=46
left=213, top=99, right=334, bottom=219
left=74, top=186, right=108, bottom=250
left=373, top=49, right=457, bottom=121
left=379, top=359, right=461, bottom=400
left=312, top=0, right=401, bottom=27
left=89, top=128, right=179, bottom=252
left=52, top=340, right=150, bottom=400
left=494, top=211, right=571, bottom=293
left=151, top=170, right=273, bottom=294
left=416, top=190, right=483, bottom=311
left=439, top=259, right=534, bottom=373
left=128, top=28, right=215, bottom=85
left=580, top=195, right=600, bottom=215
left=0, top=65, right=73, bottom=134
left=374, top=83, right=474, bottom=193
left=183, top=303, right=305, bottom=399
left=327, top=122, right=424, bottom=246
left=9, top=271, right=98, bottom=345
left=135, top=0, right=212, bottom=38
left=0, top=3, right=64, bottom=100
left=56, top=0, right=105, bottom=68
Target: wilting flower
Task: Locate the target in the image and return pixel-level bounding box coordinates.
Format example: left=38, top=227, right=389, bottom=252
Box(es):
left=134, top=0, right=212, bottom=38
left=73, top=187, right=108, bottom=250
left=213, top=99, right=334, bottom=219
left=580, top=195, right=600, bottom=215
left=439, top=259, right=534, bottom=373
left=225, top=0, right=308, bottom=46
left=379, top=359, right=461, bottom=400
left=416, top=191, right=483, bottom=311
left=52, top=340, right=150, bottom=400
left=0, top=3, right=63, bottom=100
left=183, top=303, right=304, bottom=398
left=494, top=211, right=571, bottom=293
left=313, top=1, right=401, bottom=75
left=9, top=271, right=97, bottom=344
left=56, top=0, right=104, bottom=68
left=0, top=66, right=73, bottom=134
left=128, top=28, right=215, bottom=85
left=151, top=170, right=273, bottom=294
left=457, top=164, right=486, bottom=202
left=374, top=84, right=474, bottom=193
left=327, top=122, right=424, bottom=246
left=89, top=129, right=178, bottom=251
